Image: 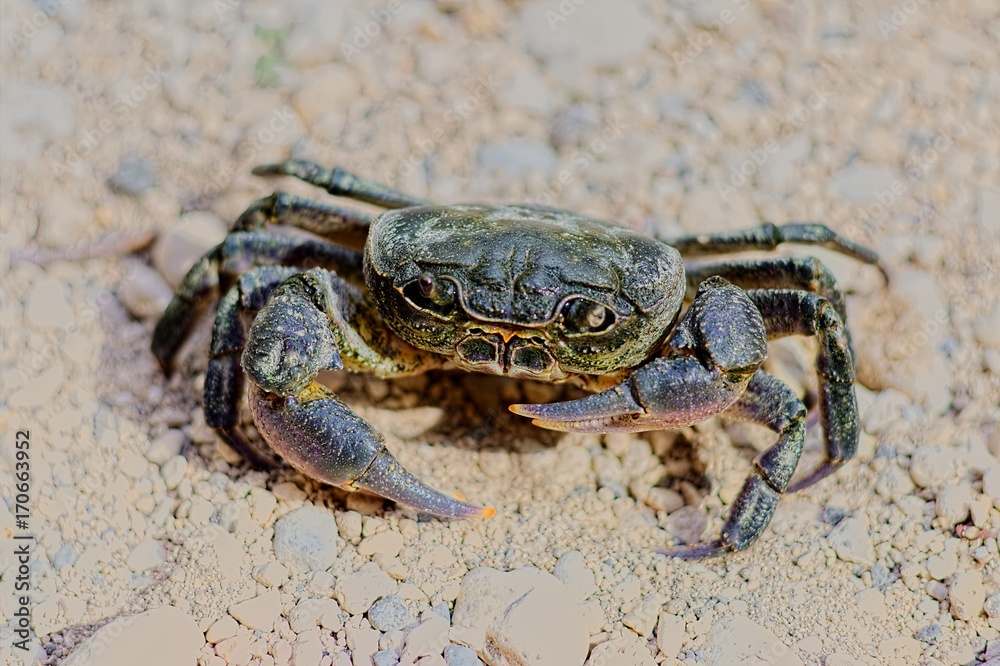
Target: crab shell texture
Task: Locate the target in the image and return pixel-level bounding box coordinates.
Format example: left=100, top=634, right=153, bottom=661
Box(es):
left=364, top=204, right=686, bottom=379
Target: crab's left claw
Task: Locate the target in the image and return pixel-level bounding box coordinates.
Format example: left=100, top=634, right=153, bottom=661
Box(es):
left=249, top=381, right=492, bottom=519
left=511, top=355, right=752, bottom=434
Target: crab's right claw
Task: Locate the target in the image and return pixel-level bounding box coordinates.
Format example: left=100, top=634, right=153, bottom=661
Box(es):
left=248, top=381, right=492, bottom=519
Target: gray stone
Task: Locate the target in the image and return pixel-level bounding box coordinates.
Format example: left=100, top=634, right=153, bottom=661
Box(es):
left=368, top=594, right=410, bottom=633
left=444, top=644, right=484, bottom=666
left=108, top=157, right=157, bottom=195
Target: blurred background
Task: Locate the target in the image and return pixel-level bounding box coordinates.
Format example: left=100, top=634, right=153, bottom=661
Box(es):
left=1, top=1, right=998, bottom=665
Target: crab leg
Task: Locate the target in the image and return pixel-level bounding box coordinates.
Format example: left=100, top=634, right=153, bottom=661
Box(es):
left=242, top=267, right=491, bottom=518
left=253, top=159, right=427, bottom=209
left=511, top=277, right=767, bottom=432
left=233, top=191, right=376, bottom=252
left=667, top=370, right=807, bottom=558
left=204, top=265, right=302, bottom=468
left=746, top=289, right=858, bottom=493
left=663, top=222, right=888, bottom=279
left=152, top=231, right=363, bottom=373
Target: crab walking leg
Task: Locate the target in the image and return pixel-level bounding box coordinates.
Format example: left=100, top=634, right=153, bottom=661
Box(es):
left=253, top=159, right=427, bottom=209
left=233, top=191, right=376, bottom=252
left=667, top=371, right=808, bottom=559
left=242, top=268, right=490, bottom=518
left=151, top=232, right=363, bottom=372
left=683, top=256, right=854, bottom=354
left=683, top=257, right=848, bottom=325
left=204, top=266, right=302, bottom=468
left=746, top=289, right=859, bottom=493
left=663, top=222, right=886, bottom=277
left=511, top=277, right=767, bottom=433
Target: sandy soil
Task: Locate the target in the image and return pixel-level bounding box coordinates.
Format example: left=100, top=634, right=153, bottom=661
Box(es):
left=1, top=1, right=998, bottom=665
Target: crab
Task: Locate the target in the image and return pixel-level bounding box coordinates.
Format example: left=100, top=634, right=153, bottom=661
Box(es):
left=152, top=159, right=883, bottom=558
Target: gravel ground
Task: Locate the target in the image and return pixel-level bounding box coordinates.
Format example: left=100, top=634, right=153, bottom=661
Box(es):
left=1, top=1, right=999, bottom=665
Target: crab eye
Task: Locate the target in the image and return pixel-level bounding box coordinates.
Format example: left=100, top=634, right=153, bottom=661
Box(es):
left=560, top=298, right=616, bottom=335
left=403, top=272, right=457, bottom=316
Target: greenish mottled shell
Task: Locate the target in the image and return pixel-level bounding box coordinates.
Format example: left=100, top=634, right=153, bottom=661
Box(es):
left=364, top=204, right=685, bottom=376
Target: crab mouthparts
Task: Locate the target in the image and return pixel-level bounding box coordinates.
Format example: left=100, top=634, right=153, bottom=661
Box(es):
left=454, top=331, right=564, bottom=380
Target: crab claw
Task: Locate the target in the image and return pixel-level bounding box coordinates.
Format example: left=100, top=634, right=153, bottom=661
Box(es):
left=509, top=384, right=645, bottom=433
left=249, top=382, right=492, bottom=519
left=511, top=356, right=750, bottom=434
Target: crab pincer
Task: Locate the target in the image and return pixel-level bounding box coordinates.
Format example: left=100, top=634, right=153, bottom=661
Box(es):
left=249, top=381, right=492, bottom=518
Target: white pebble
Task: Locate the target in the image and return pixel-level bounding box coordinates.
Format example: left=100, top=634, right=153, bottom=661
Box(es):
left=705, top=615, right=804, bottom=666
left=400, top=615, right=449, bottom=663
left=119, top=260, right=174, bottom=319
left=553, top=550, right=597, bottom=601
left=357, top=530, right=404, bottom=558
left=334, top=562, right=396, bottom=615
left=253, top=561, right=289, bottom=588
left=151, top=211, right=227, bottom=287
left=586, top=634, right=656, bottom=665
left=827, top=516, right=876, bottom=566
left=205, top=615, right=239, bottom=644
left=656, top=612, right=685, bottom=657
left=62, top=606, right=202, bottom=666
left=272, top=506, right=343, bottom=572
left=229, top=590, right=282, bottom=631
left=936, top=481, right=972, bottom=526
left=451, top=566, right=588, bottom=665
left=909, top=445, right=959, bottom=489
left=927, top=550, right=958, bottom=580
left=126, top=538, right=166, bottom=573
left=146, top=429, right=186, bottom=465
left=950, top=571, right=986, bottom=620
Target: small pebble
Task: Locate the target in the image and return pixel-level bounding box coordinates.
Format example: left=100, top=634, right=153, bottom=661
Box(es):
left=108, top=156, right=157, bottom=195
left=443, top=644, right=484, bottom=666
left=272, top=506, right=343, bottom=572
left=368, top=594, right=410, bottom=633
left=400, top=615, right=449, bottom=663
left=372, top=650, right=399, bottom=666
left=910, top=445, right=958, bottom=489
left=151, top=211, right=227, bottom=287
left=358, top=530, right=404, bottom=558
left=119, top=260, right=174, bottom=319
left=146, top=429, right=186, bottom=465
left=827, top=516, right=876, bottom=566
left=936, top=481, right=972, bottom=526
left=553, top=550, right=597, bottom=601
left=337, top=510, right=364, bottom=542
left=334, top=562, right=396, bottom=615
left=126, top=538, right=166, bottom=573
left=586, top=634, right=656, bottom=666
left=666, top=506, right=707, bottom=545
left=656, top=612, right=685, bottom=657
left=205, top=615, right=239, bottom=644
left=950, top=570, right=986, bottom=620
left=229, top=590, right=281, bottom=631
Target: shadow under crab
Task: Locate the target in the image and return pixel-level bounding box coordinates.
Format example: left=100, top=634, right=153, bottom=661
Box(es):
left=152, top=159, right=884, bottom=558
